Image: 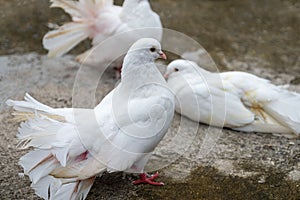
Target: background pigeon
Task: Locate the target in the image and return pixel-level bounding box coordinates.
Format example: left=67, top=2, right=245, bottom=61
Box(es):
left=165, top=59, right=300, bottom=138
left=43, top=0, right=162, bottom=69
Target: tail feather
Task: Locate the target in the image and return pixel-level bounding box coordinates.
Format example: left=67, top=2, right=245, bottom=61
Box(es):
left=43, top=22, right=89, bottom=57
left=7, top=94, right=80, bottom=166
left=31, top=175, right=60, bottom=200
left=265, top=91, right=300, bottom=135
left=44, top=0, right=114, bottom=58
left=233, top=120, right=295, bottom=138
left=19, top=150, right=60, bottom=184
left=6, top=93, right=66, bottom=122
left=50, top=0, right=82, bottom=18
left=8, top=93, right=101, bottom=199
left=17, top=117, right=66, bottom=149
left=30, top=174, right=95, bottom=200
left=28, top=157, right=59, bottom=184
left=19, top=150, right=51, bottom=174
left=18, top=116, right=77, bottom=167
left=20, top=149, right=97, bottom=200
left=6, top=93, right=52, bottom=113
left=53, top=182, right=78, bottom=200
left=51, top=177, right=95, bottom=200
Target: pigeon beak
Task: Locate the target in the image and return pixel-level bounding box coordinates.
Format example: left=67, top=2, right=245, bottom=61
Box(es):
left=159, top=51, right=167, bottom=60
left=163, top=73, right=169, bottom=79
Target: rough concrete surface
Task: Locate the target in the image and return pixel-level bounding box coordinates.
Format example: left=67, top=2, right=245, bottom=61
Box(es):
left=0, top=0, right=300, bottom=199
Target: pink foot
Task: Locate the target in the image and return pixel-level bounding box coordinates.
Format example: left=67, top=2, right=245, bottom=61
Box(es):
left=132, top=172, right=164, bottom=186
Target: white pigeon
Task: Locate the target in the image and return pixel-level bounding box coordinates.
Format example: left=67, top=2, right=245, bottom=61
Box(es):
left=7, top=38, right=174, bottom=200
left=43, top=0, right=162, bottom=67
left=164, top=59, right=300, bottom=138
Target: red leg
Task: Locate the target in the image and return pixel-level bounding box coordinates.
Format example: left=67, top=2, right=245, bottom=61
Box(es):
left=75, top=151, right=88, bottom=162
left=132, top=172, right=164, bottom=186
left=113, top=66, right=122, bottom=79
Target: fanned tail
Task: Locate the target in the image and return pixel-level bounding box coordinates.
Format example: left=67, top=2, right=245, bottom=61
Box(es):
left=43, top=22, right=90, bottom=58
left=43, top=0, right=114, bottom=57
left=7, top=94, right=101, bottom=199
left=16, top=116, right=96, bottom=200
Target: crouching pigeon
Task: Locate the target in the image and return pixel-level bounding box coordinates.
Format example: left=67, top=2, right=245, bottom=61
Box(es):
left=165, top=59, right=300, bottom=138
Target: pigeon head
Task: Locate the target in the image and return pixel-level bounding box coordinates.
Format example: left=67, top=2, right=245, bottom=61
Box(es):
left=127, top=38, right=166, bottom=61
left=121, top=38, right=167, bottom=80
left=164, top=59, right=198, bottom=79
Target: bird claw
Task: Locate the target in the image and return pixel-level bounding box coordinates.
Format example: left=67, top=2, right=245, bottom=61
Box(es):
left=132, top=172, right=164, bottom=186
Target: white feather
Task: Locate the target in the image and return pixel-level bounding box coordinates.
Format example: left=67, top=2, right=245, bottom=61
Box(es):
left=19, top=150, right=51, bottom=174
left=264, top=91, right=300, bottom=133
left=166, top=59, right=300, bottom=138
left=6, top=93, right=52, bottom=113
left=8, top=38, right=174, bottom=199
left=31, top=176, right=60, bottom=200
left=43, top=0, right=162, bottom=67
left=43, top=22, right=90, bottom=58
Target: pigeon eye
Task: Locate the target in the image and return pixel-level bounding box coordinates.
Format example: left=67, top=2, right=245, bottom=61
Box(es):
left=174, top=68, right=179, bottom=72
left=150, top=47, right=156, bottom=52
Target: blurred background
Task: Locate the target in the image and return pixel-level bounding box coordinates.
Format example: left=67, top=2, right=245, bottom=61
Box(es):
left=0, top=0, right=299, bottom=74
